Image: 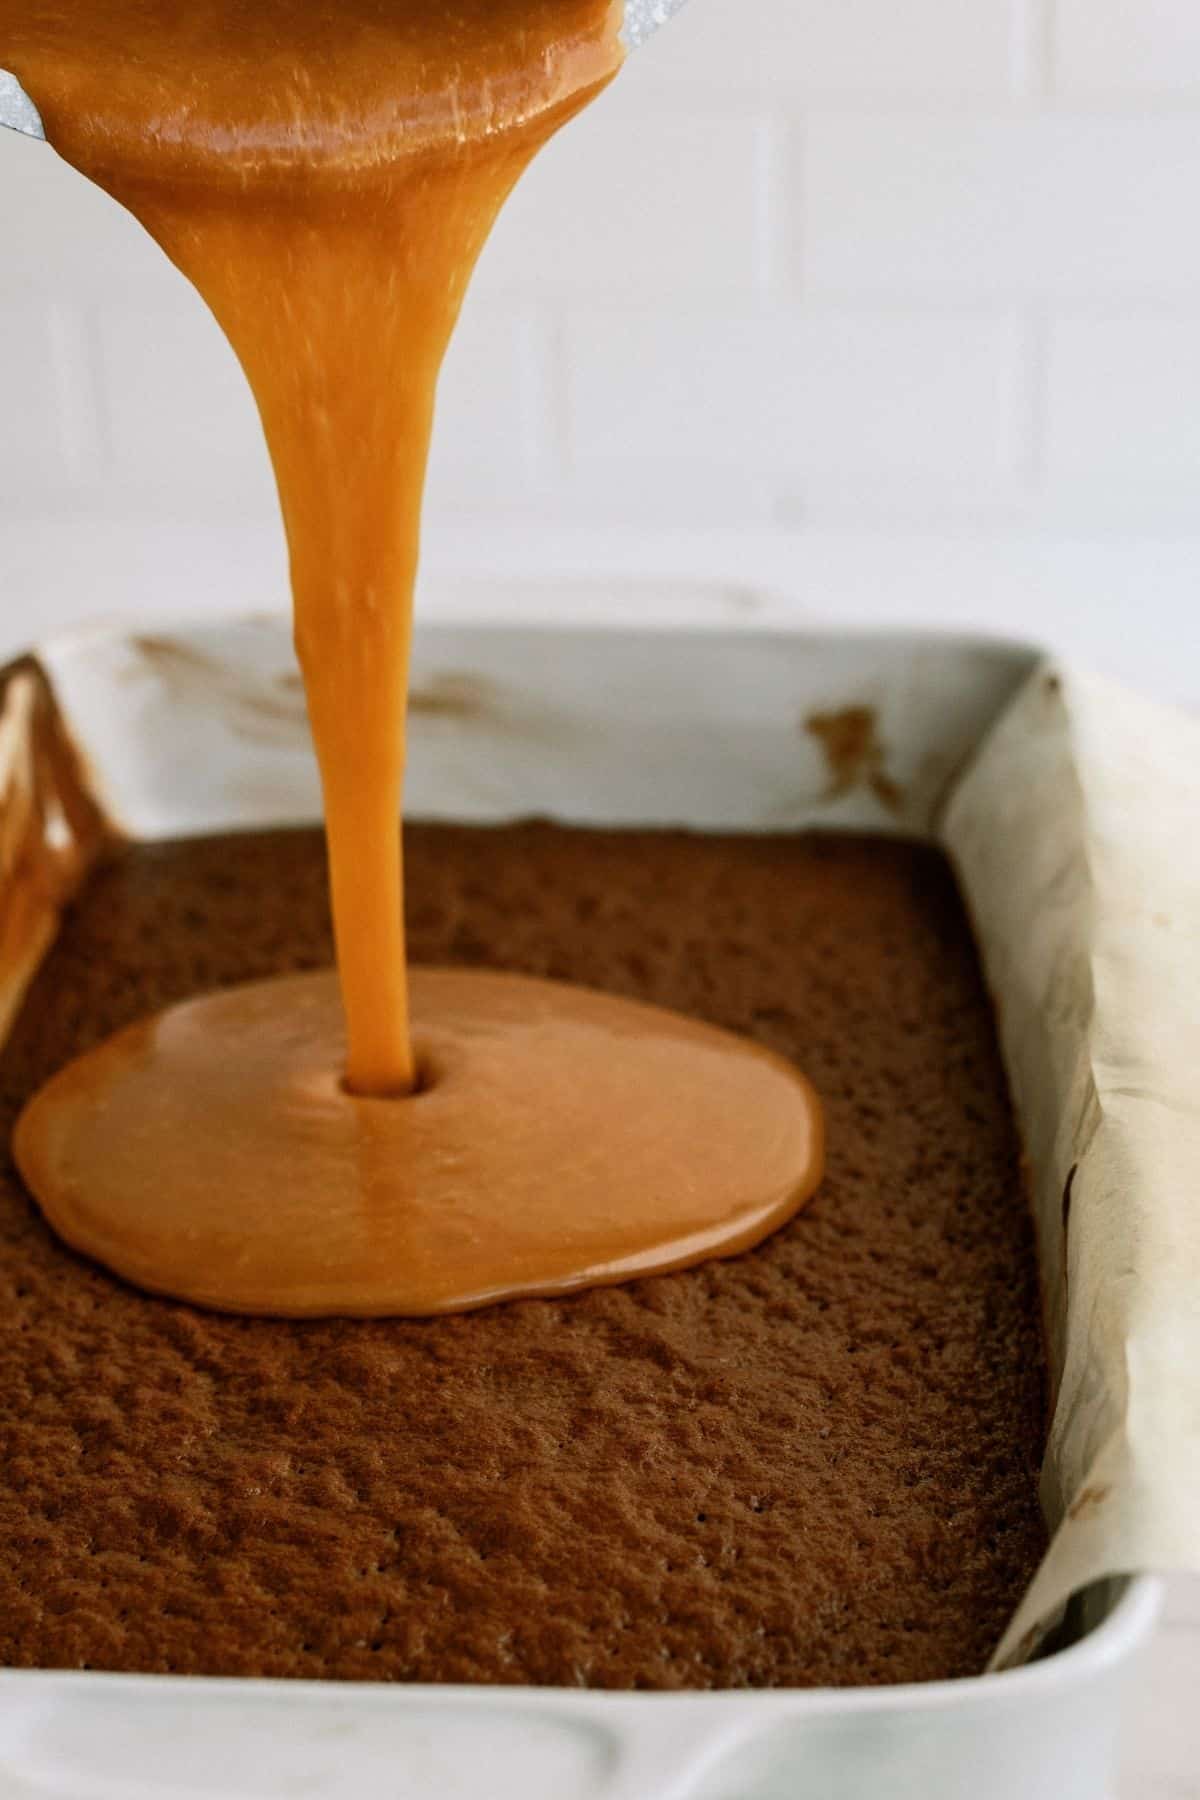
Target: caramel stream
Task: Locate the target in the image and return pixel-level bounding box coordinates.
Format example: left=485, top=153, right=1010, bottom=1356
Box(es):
left=5, top=1, right=823, bottom=1315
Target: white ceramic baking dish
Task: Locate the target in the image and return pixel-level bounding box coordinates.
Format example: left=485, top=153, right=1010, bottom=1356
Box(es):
left=0, top=604, right=1165, bottom=1800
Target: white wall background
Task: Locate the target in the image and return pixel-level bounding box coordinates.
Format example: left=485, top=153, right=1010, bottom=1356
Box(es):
left=2, top=0, right=1200, bottom=700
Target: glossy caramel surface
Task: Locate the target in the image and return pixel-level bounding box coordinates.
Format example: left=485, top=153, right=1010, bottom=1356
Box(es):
left=15, top=967, right=824, bottom=1316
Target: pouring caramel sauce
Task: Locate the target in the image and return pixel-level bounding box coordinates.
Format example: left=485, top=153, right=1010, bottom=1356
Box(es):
left=5, top=0, right=823, bottom=1315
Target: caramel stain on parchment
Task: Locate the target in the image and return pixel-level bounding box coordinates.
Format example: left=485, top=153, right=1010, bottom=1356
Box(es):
left=409, top=670, right=574, bottom=747
left=805, top=706, right=903, bottom=813
left=1068, top=1482, right=1112, bottom=1521
left=409, top=673, right=494, bottom=723
left=131, top=640, right=572, bottom=766
left=130, top=636, right=308, bottom=746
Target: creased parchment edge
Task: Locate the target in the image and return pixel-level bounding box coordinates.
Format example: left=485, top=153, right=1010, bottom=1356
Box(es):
left=941, top=659, right=1200, bottom=1669
left=0, top=657, right=115, bottom=1045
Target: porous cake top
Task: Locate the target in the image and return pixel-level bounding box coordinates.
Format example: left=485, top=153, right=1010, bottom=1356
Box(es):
left=0, top=825, right=1045, bottom=1687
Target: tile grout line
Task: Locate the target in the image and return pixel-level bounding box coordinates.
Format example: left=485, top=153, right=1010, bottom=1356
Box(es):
left=1020, top=301, right=1051, bottom=496
left=1027, top=0, right=1057, bottom=103
left=47, top=298, right=101, bottom=490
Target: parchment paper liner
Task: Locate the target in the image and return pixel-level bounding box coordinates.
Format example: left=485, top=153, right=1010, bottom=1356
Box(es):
left=943, top=661, right=1200, bottom=1667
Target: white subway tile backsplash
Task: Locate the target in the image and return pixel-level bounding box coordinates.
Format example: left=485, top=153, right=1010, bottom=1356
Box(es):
left=633, top=0, right=1023, bottom=97
left=0, top=299, right=97, bottom=494
left=4, top=0, right=1200, bottom=580
left=97, top=289, right=550, bottom=520
left=565, top=307, right=1023, bottom=491
left=96, top=297, right=276, bottom=513
left=1046, top=313, right=1200, bottom=489
left=0, top=129, right=186, bottom=294
left=807, top=311, right=1026, bottom=486
left=472, top=104, right=768, bottom=300
left=1055, top=0, right=1200, bottom=95
left=803, top=115, right=1200, bottom=299
left=510, top=457, right=775, bottom=529
left=426, top=299, right=552, bottom=509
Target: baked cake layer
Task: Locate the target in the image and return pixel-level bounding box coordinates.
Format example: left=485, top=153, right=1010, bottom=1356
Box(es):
left=0, top=825, right=1045, bottom=1687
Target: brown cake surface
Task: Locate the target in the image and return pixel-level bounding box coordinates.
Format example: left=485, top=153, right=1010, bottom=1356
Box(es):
left=0, top=825, right=1046, bottom=1687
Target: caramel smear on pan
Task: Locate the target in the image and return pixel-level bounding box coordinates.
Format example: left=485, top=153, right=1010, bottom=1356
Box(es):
left=5, top=0, right=824, bottom=1314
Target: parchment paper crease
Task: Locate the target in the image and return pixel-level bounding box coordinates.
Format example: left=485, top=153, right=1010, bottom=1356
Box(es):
left=942, top=660, right=1200, bottom=1668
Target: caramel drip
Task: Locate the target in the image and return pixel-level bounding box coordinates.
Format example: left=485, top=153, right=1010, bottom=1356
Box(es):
left=3, top=0, right=622, bottom=1094
left=4, top=1, right=826, bottom=1316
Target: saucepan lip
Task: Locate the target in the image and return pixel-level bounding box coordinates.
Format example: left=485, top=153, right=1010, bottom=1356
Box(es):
left=0, top=1, right=689, bottom=142
left=0, top=68, right=42, bottom=138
